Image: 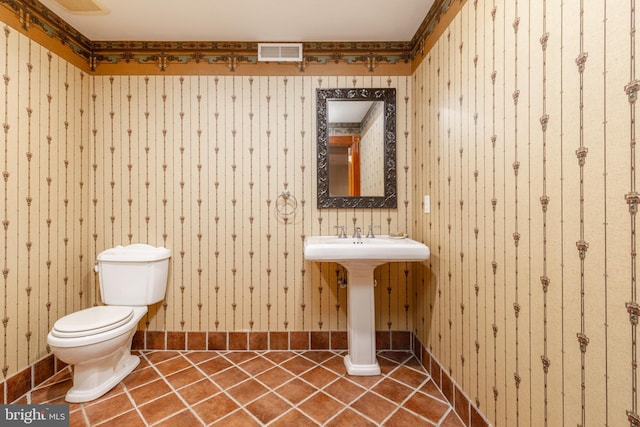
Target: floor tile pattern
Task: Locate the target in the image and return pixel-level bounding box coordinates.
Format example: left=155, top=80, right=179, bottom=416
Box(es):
left=26, top=350, right=465, bottom=426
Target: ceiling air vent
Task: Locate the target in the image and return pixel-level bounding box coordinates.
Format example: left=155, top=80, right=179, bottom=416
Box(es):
left=258, top=43, right=303, bottom=62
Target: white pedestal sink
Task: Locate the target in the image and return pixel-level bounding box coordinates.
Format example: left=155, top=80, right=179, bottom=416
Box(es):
left=304, top=235, right=430, bottom=376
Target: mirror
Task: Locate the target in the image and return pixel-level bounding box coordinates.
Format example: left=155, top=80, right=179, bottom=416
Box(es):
left=316, top=88, right=397, bottom=208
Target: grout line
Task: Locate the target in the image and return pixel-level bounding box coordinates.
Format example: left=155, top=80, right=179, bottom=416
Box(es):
left=138, top=351, right=209, bottom=426
left=319, top=352, right=426, bottom=426
left=27, top=349, right=459, bottom=426
left=379, top=376, right=435, bottom=426
left=77, top=403, right=92, bottom=426
left=267, top=410, right=318, bottom=426
left=104, top=386, right=149, bottom=427
left=179, top=351, right=268, bottom=425
left=232, top=349, right=439, bottom=426
left=436, top=407, right=462, bottom=427
left=220, top=350, right=372, bottom=425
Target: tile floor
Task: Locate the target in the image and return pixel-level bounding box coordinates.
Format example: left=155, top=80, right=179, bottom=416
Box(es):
left=25, top=350, right=465, bottom=426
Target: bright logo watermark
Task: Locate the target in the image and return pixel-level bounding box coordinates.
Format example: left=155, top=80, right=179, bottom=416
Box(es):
left=1, top=405, right=69, bottom=426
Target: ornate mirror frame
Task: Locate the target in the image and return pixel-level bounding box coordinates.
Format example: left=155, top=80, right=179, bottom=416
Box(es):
left=316, top=88, right=397, bottom=209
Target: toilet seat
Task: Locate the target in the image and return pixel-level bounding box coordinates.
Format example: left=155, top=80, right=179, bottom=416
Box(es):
left=51, top=306, right=134, bottom=338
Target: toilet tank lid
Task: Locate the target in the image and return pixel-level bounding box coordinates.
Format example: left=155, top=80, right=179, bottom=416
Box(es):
left=97, top=244, right=171, bottom=262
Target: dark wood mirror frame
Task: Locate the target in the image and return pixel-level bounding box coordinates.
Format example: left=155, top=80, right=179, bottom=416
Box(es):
left=316, top=88, right=397, bottom=209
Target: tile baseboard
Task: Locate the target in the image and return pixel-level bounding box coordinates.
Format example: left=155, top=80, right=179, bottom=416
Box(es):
left=132, top=330, right=413, bottom=352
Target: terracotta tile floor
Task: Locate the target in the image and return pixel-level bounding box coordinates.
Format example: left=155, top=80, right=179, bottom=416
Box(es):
left=26, top=350, right=465, bottom=426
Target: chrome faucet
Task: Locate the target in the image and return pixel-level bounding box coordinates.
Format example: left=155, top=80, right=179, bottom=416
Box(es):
left=352, top=226, right=362, bottom=239
left=334, top=225, right=347, bottom=238
left=366, top=225, right=381, bottom=238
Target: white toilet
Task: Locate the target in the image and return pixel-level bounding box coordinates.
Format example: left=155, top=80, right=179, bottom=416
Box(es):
left=47, top=244, right=171, bottom=403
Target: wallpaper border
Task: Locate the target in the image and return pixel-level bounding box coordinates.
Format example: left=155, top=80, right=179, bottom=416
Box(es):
left=0, top=0, right=464, bottom=75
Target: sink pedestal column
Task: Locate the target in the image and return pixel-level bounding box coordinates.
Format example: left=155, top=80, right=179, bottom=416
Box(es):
left=344, top=264, right=381, bottom=376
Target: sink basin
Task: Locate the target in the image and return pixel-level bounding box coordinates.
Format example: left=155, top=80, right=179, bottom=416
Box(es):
left=303, top=235, right=430, bottom=269
left=304, top=234, right=430, bottom=376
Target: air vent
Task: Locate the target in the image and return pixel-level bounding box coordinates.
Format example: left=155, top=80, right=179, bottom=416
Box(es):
left=258, top=43, right=303, bottom=62
left=52, top=0, right=109, bottom=14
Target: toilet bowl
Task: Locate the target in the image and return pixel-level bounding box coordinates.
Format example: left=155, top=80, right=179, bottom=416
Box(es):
left=47, top=306, right=147, bottom=402
left=47, top=244, right=171, bottom=403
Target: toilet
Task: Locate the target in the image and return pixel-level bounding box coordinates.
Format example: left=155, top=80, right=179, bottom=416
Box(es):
left=47, top=244, right=171, bottom=403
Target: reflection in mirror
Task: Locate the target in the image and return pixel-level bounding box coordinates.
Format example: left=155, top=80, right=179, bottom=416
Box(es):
left=328, top=100, right=384, bottom=197
left=317, top=88, right=396, bottom=209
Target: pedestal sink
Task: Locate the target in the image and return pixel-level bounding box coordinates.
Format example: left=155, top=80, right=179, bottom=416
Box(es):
left=304, top=234, right=430, bottom=375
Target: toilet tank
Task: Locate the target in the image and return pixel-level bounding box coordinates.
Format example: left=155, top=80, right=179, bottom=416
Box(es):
left=96, top=244, right=171, bottom=306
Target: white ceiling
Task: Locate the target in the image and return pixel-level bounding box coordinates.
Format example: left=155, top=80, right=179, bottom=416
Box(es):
left=328, top=100, right=374, bottom=123
left=38, top=0, right=435, bottom=42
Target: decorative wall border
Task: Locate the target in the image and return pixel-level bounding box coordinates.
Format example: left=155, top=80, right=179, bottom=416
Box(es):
left=1, top=0, right=91, bottom=60
left=410, top=0, right=455, bottom=58
left=0, top=0, right=461, bottom=74
left=90, top=41, right=412, bottom=73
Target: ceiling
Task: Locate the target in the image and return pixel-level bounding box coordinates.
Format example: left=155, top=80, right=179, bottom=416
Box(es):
left=37, top=0, right=435, bottom=42
left=328, top=101, right=374, bottom=123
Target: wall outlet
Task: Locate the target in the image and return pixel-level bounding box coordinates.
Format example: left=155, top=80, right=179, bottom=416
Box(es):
left=424, top=195, right=430, bottom=214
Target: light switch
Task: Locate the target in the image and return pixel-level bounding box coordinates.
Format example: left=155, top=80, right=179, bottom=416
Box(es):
left=424, top=195, right=430, bottom=214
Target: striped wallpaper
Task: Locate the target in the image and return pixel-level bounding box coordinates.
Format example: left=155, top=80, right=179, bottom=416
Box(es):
left=412, top=0, right=635, bottom=426
left=3, top=0, right=640, bottom=425
left=0, top=24, right=414, bottom=381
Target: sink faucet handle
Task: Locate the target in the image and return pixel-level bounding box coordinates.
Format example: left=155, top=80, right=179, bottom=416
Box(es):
left=366, top=225, right=381, bottom=238
left=334, top=225, right=347, bottom=238
left=352, top=226, right=362, bottom=239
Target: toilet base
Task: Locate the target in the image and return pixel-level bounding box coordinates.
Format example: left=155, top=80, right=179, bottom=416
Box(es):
left=65, top=348, right=140, bottom=403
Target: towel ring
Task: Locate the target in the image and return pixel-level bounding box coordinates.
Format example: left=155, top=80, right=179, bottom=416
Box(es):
left=276, top=189, right=297, bottom=218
